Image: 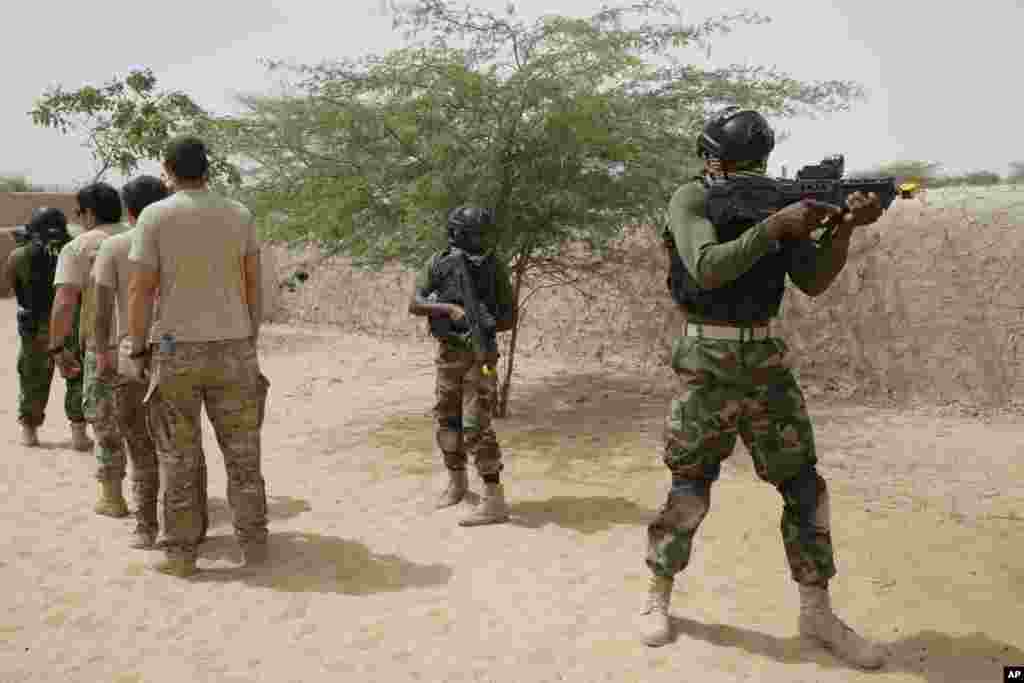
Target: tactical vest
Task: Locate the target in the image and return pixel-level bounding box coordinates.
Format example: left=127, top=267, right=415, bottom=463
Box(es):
left=426, top=248, right=499, bottom=341
left=667, top=178, right=789, bottom=324
left=13, top=244, right=59, bottom=337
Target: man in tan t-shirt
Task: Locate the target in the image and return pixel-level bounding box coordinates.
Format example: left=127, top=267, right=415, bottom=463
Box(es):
left=126, top=135, right=269, bottom=577
left=93, top=175, right=210, bottom=550
left=49, top=182, right=125, bottom=463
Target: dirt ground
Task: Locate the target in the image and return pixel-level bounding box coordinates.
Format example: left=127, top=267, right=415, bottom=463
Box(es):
left=1, top=298, right=1022, bottom=683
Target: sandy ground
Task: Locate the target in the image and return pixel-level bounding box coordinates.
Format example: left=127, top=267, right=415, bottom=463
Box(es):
left=1, top=298, right=1023, bottom=683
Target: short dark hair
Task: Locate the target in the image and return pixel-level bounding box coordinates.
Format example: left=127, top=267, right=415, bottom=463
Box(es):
left=76, top=182, right=123, bottom=224
left=121, top=175, right=170, bottom=218
left=164, top=135, right=209, bottom=181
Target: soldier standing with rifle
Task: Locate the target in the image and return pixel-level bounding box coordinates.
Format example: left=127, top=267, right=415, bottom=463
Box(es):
left=639, top=106, right=887, bottom=670
left=408, top=207, right=516, bottom=526
left=4, top=208, right=83, bottom=446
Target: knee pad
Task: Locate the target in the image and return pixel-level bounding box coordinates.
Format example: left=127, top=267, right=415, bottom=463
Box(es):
left=437, top=417, right=462, bottom=454
left=779, top=465, right=829, bottom=530
left=664, top=478, right=712, bottom=531
left=670, top=477, right=712, bottom=498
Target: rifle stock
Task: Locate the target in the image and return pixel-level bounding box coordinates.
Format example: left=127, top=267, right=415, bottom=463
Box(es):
left=452, top=252, right=497, bottom=376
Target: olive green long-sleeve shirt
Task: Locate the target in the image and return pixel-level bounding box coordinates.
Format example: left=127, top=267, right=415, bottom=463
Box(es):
left=668, top=177, right=851, bottom=317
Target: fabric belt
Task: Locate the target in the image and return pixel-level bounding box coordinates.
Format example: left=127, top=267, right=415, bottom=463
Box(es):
left=683, top=322, right=771, bottom=341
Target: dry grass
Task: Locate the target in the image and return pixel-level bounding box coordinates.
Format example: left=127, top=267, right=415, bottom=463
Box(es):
left=268, top=194, right=1024, bottom=410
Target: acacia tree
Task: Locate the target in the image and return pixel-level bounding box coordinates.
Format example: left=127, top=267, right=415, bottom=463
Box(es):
left=29, top=68, right=241, bottom=188
left=230, top=0, right=866, bottom=416
left=0, top=176, right=43, bottom=192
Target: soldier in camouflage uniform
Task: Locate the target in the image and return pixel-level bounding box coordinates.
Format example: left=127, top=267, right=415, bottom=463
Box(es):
left=409, top=207, right=516, bottom=526
left=49, top=183, right=126, bottom=506
left=93, top=175, right=209, bottom=549
left=125, top=136, right=269, bottom=577
left=640, top=107, right=887, bottom=669
left=3, top=208, right=85, bottom=446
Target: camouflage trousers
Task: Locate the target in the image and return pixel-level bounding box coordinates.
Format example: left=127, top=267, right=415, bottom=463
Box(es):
left=646, top=334, right=836, bottom=587
left=433, top=343, right=503, bottom=476
left=98, top=365, right=205, bottom=536
left=145, top=337, right=269, bottom=556
left=16, top=329, right=85, bottom=427
left=83, top=350, right=126, bottom=481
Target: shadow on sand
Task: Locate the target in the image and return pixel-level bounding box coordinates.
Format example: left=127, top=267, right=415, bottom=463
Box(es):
left=509, top=495, right=656, bottom=535
left=670, top=616, right=1024, bottom=682
left=191, top=531, right=453, bottom=595
left=205, top=495, right=312, bottom=529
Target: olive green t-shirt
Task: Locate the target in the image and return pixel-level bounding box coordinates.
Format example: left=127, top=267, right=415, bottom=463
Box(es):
left=128, top=189, right=259, bottom=343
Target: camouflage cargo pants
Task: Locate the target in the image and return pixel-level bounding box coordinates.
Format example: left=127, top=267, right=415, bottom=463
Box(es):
left=83, top=350, right=126, bottom=480
left=17, top=329, right=85, bottom=427
left=646, top=335, right=836, bottom=586
left=433, top=343, right=503, bottom=476
left=145, top=338, right=269, bottom=556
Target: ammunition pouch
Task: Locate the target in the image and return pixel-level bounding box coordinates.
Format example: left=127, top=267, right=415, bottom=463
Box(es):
left=16, top=307, right=41, bottom=338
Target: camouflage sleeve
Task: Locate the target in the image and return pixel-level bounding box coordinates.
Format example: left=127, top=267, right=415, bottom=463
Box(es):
left=493, top=259, right=516, bottom=321
left=785, top=230, right=851, bottom=296
left=670, top=182, right=779, bottom=290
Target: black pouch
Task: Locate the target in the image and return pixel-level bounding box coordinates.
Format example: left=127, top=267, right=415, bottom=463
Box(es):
left=428, top=315, right=470, bottom=340
left=16, top=308, right=38, bottom=338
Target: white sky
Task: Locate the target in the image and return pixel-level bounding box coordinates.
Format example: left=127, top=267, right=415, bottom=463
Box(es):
left=2, top=0, right=1020, bottom=186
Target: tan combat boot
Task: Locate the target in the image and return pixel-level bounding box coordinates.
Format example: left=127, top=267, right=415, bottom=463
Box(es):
left=20, top=424, right=39, bottom=447
left=129, top=480, right=159, bottom=549
left=94, top=479, right=130, bottom=518
left=799, top=583, right=885, bottom=669
left=152, top=551, right=198, bottom=578
left=639, top=574, right=674, bottom=647
left=70, top=422, right=93, bottom=452
left=436, top=468, right=469, bottom=509
left=459, top=482, right=509, bottom=526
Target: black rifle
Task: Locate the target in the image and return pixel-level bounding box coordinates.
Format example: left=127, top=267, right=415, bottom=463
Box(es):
left=708, top=154, right=899, bottom=237
left=450, top=250, right=498, bottom=376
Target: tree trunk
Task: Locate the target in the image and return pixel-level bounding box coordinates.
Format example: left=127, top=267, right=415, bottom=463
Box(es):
left=496, top=249, right=529, bottom=418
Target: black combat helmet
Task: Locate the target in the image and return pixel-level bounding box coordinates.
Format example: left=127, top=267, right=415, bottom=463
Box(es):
left=26, top=207, right=69, bottom=243
left=696, top=106, right=775, bottom=162
left=446, top=206, right=495, bottom=254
